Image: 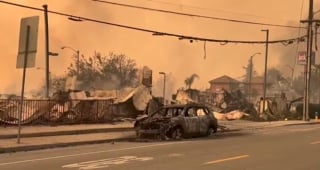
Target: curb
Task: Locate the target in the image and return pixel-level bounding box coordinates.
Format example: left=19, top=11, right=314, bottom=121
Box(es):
left=283, top=121, right=320, bottom=126
left=219, top=121, right=320, bottom=131
left=0, top=127, right=134, bottom=139
left=0, top=134, right=136, bottom=154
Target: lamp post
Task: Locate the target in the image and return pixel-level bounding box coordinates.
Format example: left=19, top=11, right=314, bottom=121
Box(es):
left=261, top=29, right=269, bottom=114
left=248, top=52, right=261, bottom=102
left=159, top=72, right=166, bottom=104
left=61, top=46, right=80, bottom=76
left=63, top=17, right=82, bottom=76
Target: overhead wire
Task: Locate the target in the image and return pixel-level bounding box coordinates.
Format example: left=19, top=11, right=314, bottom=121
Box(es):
left=146, top=0, right=289, bottom=22
left=0, top=0, right=307, bottom=45
left=92, top=0, right=305, bottom=29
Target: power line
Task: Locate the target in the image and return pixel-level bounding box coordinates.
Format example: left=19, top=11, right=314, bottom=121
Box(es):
left=0, top=0, right=307, bottom=45
left=146, top=0, right=289, bottom=22
left=92, top=0, right=305, bottom=29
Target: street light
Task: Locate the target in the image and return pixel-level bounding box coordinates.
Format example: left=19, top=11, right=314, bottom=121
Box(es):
left=248, top=52, right=261, bottom=102
left=61, top=46, right=80, bottom=75
left=261, top=29, right=269, bottom=114
left=159, top=72, right=166, bottom=104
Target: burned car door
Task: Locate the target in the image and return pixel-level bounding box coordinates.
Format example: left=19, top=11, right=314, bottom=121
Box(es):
left=183, top=107, right=200, bottom=135
left=197, top=107, right=211, bottom=135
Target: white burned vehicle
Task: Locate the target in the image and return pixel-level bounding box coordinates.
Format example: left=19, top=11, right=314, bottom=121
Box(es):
left=134, top=103, right=218, bottom=140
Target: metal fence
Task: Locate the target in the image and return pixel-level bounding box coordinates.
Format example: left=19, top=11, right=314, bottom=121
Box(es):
left=0, top=99, right=115, bottom=125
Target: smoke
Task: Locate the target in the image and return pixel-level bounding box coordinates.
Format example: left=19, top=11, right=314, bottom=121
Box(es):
left=0, top=0, right=315, bottom=97
left=152, top=72, right=178, bottom=101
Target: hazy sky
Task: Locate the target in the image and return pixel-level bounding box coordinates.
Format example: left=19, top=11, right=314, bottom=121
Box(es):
left=0, top=0, right=319, bottom=97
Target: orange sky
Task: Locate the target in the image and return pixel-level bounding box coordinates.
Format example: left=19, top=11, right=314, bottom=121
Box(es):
left=0, top=0, right=319, bottom=97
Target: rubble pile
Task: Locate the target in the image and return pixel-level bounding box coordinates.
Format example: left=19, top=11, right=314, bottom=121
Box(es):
left=257, top=93, right=294, bottom=121
left=212, top=89, right=256, bottom=114
left=173, top=88, right=255, bottom=121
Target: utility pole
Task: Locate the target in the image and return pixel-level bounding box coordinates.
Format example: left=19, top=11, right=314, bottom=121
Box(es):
left=305, top=0, right=313, bottom=121
left=43, top=4, right=49, bottom=98
left=261, top=29, right=269, bottom=113
left=301, top=0, right=314, bottom=121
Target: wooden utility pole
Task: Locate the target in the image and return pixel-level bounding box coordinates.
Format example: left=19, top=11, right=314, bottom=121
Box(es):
left=302, top=0, right=313, bottom=121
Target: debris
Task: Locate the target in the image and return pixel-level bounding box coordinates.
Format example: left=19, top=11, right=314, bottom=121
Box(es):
left=0, top=85, right=152, bottom=125
left=213, top=110, right=249, bottom=121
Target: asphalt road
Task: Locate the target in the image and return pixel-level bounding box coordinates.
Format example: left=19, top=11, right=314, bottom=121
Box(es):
left=0, top=124, right=320, bottom=170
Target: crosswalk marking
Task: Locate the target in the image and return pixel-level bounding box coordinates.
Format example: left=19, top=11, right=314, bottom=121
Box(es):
left=62, top=156, right=153, bottom=169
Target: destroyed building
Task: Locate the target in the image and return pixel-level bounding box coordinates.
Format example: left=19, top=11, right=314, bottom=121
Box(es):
left=0, top=85, right=154, bottom=125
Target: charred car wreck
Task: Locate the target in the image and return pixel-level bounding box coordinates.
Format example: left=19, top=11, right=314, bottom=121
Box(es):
left=134, top=103, right=218, bottom=140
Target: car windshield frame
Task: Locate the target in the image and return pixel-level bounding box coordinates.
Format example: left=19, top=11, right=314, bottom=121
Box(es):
left=149, top=106, right=185, bottom=118
left=148, top=104, right=210, bottom=118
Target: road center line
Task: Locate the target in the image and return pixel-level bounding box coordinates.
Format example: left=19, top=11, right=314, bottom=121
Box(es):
left=203, top=155, right=249, bottom=165
left=310, top=141, right=320, bottom=145
left=0, top=141, right=188, bottom=166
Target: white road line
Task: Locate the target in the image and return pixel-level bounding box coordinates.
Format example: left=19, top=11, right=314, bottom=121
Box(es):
left=0, top=141, right=187, bottom=166
left=310, top=141, right=320, bottom=145
left=62, top=156, right=154, bottom=169
left=203, top=155, right=249, bottom=165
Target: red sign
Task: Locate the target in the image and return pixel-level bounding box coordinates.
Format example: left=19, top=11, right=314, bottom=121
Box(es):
left=298, top=51, right=306, bottom=65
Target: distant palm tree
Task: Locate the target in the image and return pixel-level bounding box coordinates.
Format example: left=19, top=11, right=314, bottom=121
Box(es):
left=184, top=74, right=199, bottom=89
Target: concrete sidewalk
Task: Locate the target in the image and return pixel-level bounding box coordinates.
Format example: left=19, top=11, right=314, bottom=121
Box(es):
left=0, top=121, right=134, bottom=139
left=0, top=121, right=135, bottom=153
left=0, top=119, right=319, bottom=153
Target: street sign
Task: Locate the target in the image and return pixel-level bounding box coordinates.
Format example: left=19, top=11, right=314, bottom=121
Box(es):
left=298, top=51, right=307, bottom=65
left=297, top=51, right=315, bottom=65
left=16, top=16, right=39, bottom=68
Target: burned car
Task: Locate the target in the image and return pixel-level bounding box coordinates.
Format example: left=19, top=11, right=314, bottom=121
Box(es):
left=134, top=103, right=218, bottom=140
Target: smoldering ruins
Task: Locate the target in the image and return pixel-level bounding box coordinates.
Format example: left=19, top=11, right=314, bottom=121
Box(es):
left=0, top=67, right=307, bottom=126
